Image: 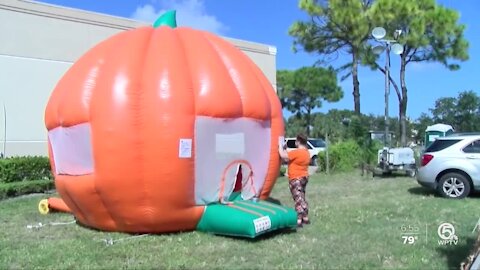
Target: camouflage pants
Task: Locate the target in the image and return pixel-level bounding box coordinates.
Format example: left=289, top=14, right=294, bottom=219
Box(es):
left=289, top=177, right=309, bottom=220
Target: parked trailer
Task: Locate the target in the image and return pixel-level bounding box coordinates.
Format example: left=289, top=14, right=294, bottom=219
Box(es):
left=376, top=147, right=417, bottom=177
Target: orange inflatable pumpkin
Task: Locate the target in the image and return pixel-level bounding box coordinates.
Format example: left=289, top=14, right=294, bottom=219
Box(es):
left=44, top=11, right=284, bottom=233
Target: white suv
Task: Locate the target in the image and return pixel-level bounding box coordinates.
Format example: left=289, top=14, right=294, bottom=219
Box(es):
left=284, top=138, right=326, bottom=166
left=417, top=134, right=480, bottom=199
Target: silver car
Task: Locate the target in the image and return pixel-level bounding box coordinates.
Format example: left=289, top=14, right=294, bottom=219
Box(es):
left=284, top=138, right=326, bottom=166
left=417, top=134, right=480, bottom=199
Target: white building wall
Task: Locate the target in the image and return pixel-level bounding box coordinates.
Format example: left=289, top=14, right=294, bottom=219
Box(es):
left=0, top=0, right=277, bottom=157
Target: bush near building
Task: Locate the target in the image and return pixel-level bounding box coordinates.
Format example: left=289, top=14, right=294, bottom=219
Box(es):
left=0, top=156, right=53, bottom=199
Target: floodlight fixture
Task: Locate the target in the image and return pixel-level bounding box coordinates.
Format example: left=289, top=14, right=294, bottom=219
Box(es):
left=372, top=27, right=386, bottom=40
left=372, top=45, right=385, bottom=55
left=391, top=43, right=404, bottom=55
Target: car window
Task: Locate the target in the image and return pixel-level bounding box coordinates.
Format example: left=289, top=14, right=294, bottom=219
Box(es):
left=286, top=140, right=296, bottom=148
left=308, top=139, right=326, bottom=148
left=463, top=140, right=480, bottom=153
left=425, top=139, right=461, bottom=153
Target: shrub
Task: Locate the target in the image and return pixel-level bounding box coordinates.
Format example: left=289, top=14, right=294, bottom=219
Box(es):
left=0, top=156, right=52, bottom=183
left=318, top=140, right=363, bottom=173
left=0, top=179, right=54, bottom=200
left=362, top=140, right=384, bottom=165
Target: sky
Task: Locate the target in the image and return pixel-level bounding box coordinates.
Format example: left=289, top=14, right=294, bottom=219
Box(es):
left=37, top=0, right=480, bottom=121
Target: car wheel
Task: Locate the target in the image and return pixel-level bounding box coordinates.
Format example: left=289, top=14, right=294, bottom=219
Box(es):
left=311, top=156, right=318, bottom=166
left=438, top=172, right=471, bottom=199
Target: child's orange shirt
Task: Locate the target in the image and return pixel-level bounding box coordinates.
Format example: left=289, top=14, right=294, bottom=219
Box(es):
left=287, top=149, right=310, bottom=180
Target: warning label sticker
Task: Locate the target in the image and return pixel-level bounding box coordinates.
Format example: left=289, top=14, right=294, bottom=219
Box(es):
left=253, top=216, right=272, bottom=234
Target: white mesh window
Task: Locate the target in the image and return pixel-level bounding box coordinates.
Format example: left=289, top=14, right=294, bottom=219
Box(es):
left=194, top=117, right=271, bottom=204
left=48, top=123, right=94, bottom=175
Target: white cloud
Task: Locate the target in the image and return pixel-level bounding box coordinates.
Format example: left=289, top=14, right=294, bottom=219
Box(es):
left=131, top=0, right=228, bottom=35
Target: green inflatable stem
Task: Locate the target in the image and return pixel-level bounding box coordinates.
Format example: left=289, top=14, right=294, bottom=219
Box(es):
left=153, top=10, right=177, bottom=28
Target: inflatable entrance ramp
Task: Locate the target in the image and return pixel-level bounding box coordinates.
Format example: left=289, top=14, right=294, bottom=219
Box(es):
left=196, top=196, right=297, bottom=238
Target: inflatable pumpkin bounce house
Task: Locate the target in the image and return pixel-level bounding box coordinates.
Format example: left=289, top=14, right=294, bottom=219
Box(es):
left=38, top=11, right=297, bottom=238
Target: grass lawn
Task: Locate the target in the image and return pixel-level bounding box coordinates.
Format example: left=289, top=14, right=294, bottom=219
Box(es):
left=1, top=172, right=480, bottom=269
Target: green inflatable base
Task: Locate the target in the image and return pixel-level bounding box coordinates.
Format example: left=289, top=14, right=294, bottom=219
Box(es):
left=196, top=194, right=298, bottom=238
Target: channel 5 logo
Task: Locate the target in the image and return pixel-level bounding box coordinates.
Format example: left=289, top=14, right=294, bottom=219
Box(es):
left=437, top=222, right=458, bottom=245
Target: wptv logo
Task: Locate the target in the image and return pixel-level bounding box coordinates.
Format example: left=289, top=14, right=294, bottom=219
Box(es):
left=437, top=222, right=459, bottom=245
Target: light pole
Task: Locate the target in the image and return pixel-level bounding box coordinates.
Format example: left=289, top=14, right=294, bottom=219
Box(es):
left=372, top=27, right=404, bottom=147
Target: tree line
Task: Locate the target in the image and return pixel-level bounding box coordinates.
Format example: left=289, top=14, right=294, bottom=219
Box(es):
left=284, top=90, right=480, bottom=146
left=280, top=0, right=469, bottom=146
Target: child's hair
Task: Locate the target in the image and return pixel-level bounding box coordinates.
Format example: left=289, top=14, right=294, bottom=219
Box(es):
left=296, top=134, right=308, bottom=146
